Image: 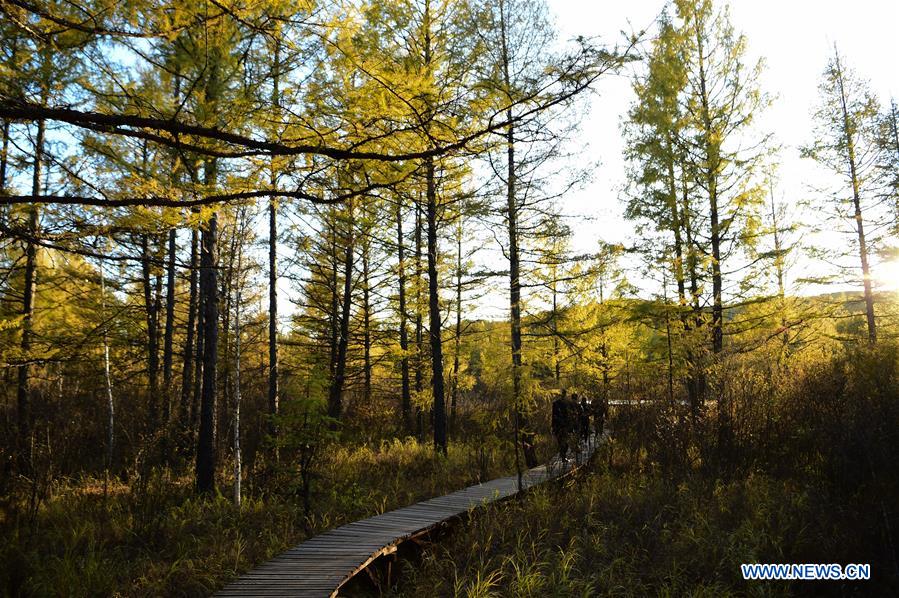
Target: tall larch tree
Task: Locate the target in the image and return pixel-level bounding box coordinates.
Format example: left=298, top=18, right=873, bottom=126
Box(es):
left=803, top=46, right=883, bottom=344
left=676, top=0, right=770, bottom=355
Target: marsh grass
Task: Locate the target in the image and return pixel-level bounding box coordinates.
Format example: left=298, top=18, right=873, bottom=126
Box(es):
left=0, top=437, right=514, bottom=597
left=395, top=347, right=899, bottom=596
left=397, top=469, right=890, bottom=597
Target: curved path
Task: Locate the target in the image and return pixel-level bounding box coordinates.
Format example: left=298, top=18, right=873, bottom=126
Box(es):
left=216, top=434, right=603, bottom=598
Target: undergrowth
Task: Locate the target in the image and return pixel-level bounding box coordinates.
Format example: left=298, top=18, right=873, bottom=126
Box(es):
left=395, top=346, right=899, bottom=597
left=0, top=437, right=513, bottom=597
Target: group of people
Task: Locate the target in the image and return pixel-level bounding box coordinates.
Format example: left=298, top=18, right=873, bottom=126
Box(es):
left=550, top=390, right=607, bottom=460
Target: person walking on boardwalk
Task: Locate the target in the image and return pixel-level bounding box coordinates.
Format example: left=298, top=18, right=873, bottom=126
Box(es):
left=579, top=396, right=591, bottom=443
left=551, top=390, right=571, bottom=460
left=592, top=394, right=607, bottom=437
left=569, top=393, right=583, bottom=456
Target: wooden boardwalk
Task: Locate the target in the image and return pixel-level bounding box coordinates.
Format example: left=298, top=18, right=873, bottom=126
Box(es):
left=216, top=435, right=602, bottom=598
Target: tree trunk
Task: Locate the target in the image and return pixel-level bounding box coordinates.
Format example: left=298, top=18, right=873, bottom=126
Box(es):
left=696, top=30, right=724, bottom=355
left=666, top=142, right=688, bottom=309
left=835, top=54, right=876, bottom=344
left=101, top=261, right=115, bottom=474
left=0, top=117, right=8, bottom=228
left=141, top=234, right=161, bottom=431
left=18, top=117, right=43, bottom=470
left=0, top=119, right=9, bottom=192
left=396, top=195, right=413, bottom=433
left=192, top=157, right=218, bottom=445
left=414, top=197, right=425, bottom=440
left=162, top=228, right=176, bottom=429
left=329, top=219, right=339, bottom=378
left=552, top=278, right=560, bottom=382
left=499, top=1, right=536, bottom=469
left=191, top=264, right=205, bottom=444
left=709, top=190, right=723, bottom=354
left=683, top=178, right=702, bottom=321
left=769, top=181, right=789, bottom=349
left=697, top=26, right=731, bottom=449
left=268, top=42, right=282, bottom=443
left=671, top=156, right=702, bottom=416
left=664, top=274, right=674, bottom=404
left=450, top=223, right=462, bottom=437
left=0, top=37, right=16, bottom=220
left=196, top=212, right=219, bottom=494
left=682, top=174, right=705, bottom=421
left=161, top=73, right=180, bottom=440
left=328, top=200, right=354, bottom=421
left=362, top=223, right=372, bottom=405
left=889, top=101, right=899, bottom=221
left=181, top=226, right=199, bottom=440
left=220, top=224, right=236, bottom=461
left=598, top=280, right=610, bottom=400
left=233, top=210, right=246, bottom=507
left=268, top=198, right=280, bottom=438
left=425, top=156, right=447, bottom=454
left=505, top=121, right=536, bottom=468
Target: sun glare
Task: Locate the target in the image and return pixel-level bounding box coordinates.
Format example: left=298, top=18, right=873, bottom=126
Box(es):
left=875, top=259, right=899, bottom=292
